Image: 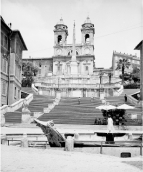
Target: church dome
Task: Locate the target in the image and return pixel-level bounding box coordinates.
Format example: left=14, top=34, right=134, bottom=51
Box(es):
left=57, top=18, right=64, bottom=25
left=84, top=16, right=92, bottom=24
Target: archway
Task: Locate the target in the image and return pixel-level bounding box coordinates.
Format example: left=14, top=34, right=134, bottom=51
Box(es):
left=85, top=34, right=90, bottom=43
left=58, top=35, right=62, bottom=44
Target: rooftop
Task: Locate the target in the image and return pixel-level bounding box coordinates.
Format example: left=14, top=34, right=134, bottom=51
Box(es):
left=134, top=40, right=143, bottom=50
left=113, top=51, right=140, bottom=61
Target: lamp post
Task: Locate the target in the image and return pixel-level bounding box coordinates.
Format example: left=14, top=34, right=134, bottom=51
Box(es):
left=108, top=72, right=113, bottom=85
left=58, top=77, right=60, bottom=91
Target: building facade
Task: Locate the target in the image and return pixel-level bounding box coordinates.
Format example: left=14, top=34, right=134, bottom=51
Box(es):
left=1, top=17, right=27, bottom=106
left=112, top=51, right=140, bottom=76
left=23, top=17, right=121, bottom=98
left=53, top=17, right=95, bottom=76
left=134, top=40, right=143, bottom=107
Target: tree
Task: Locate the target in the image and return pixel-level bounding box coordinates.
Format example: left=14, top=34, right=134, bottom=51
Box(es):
left=22, top=61, right=38, bottom=87
left=119, top=73, right=132, bottom=82
left=116, top=58, right=131, bottom=84
left=131, top=67, right=140, bottom=83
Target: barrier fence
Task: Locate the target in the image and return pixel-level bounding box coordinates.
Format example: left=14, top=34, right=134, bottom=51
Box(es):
left=1, top=134, right=142, bottom=156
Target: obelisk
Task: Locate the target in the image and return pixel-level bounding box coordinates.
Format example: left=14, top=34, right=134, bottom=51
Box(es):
left=70, top=21, right=78, bottom=75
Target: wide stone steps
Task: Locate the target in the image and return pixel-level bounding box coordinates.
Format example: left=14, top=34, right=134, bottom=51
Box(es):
left=120, top=89, right=139, bottom=96
left=4, top=92, right=142, bottom=126
left=4, top=112, right=22, bottom=123
left=21, top=87, right=37, bottom=95
left=37, top=97, right=103, bottom=125
left=4, top=94, right=55, bottom=123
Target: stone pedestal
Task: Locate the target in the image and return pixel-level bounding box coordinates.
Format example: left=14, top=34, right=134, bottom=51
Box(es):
left=1, top=135, right=8, bottom=145
left=1, top=114, right=5, bottom=127
left=70, top=61, right=78, bottom=75
left=64, top=136, right=74, bottom=151
left=22, top=107, right=31, bottom=123
left=22, top=113, right=31, bottom=123
left=128, top=133, right=133, bottom=140
left=38, top=88, right=43, bottom=95
left=21, top=134, right=28, bottom=148
left=100, top=92, right=105, bottom=100
left=56, top=91, right=61, bottom=99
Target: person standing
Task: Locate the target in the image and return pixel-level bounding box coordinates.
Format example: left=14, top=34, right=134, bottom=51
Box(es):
left=78, top=97, right=80, bottom=105
left=107, top=116, right=114, bottom=132
left=90, top=94, right=94, bottom=102
left=124, top=94, right=127, bottom=102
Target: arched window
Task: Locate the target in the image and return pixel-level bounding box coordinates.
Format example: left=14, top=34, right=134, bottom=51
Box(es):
left=76, top=51, right=78, bottom=55
left=49, top=64, right=52, bottom=71
left=85, top=34, right=90, bottom=43
left=85, top=66, right=88, bottom=71
left=58, top=35, right=62, bottom=44
left=68, top=50, right=72, bottom=56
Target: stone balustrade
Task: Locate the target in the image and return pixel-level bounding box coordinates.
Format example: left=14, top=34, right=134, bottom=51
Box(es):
left=37, top=83, right=121, bottom=90
left=32, top=83, right=39, bottom=94
left=114, top=85, right=124, bottom=96
left=0, top=93, right=33, bottom=115
left=127, top=91, right=142, bottom=108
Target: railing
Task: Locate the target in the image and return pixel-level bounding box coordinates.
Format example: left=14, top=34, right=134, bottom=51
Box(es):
left=31, top=83, right=39, bottom=94
left=36, top=82, right=121, bottom=89
left=127, top=91, right=141, bottom=107
left=114, top=85, right=124, bottom=96
left=74, top=140, right=142, bottom=155
left=1, top=135, right=142, bottom=156
left=0, top=93, right=33, bottom=115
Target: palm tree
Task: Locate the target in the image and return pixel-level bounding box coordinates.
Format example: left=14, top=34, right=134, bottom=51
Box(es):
left=116, top=58, right=131, bottom=84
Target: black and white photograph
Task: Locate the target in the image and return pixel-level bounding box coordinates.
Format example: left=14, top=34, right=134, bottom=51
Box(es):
left=1, top=0, right=143, bottom=171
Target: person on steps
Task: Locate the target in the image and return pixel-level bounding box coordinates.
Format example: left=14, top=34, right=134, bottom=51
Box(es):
left=78, top=97, right=80, bottom=105
left=124, top=94, right=127, bottom=102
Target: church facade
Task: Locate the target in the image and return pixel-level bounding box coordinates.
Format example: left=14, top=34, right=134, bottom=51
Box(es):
left=23, top=17, right=121, bottom=98
left=53, top=17, right=95, bottom=76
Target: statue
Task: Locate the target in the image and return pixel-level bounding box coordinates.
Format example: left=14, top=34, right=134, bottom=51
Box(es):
left=22, top=100, right=30, bottom=113
left=34, top=119, right=65, bottom=147
left=107, top=116, right=114, bottom=132
left=22, top=100, right=31, bottom=123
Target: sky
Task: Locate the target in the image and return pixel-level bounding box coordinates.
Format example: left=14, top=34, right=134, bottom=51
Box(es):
left=1, top=0, right=143, bottom=68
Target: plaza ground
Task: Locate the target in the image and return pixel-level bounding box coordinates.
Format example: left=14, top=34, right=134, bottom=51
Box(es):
left=1, top=144, right=143, bottom=172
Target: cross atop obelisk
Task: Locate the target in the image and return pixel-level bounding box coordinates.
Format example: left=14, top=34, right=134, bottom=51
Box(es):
left=72, top=21, right=76, bottom=62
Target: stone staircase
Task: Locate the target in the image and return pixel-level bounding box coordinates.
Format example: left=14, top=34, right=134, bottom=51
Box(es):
left=4, top=89, right=55, bottom=123
left=38, top=97, right=103, bottom=125
left=21, top=87, right=37, bottom=95
left=120, top=89, right=139, bottom=96
left=105, top=93, right=142, bottom=126
left=4, top=88, right=142, bottom=126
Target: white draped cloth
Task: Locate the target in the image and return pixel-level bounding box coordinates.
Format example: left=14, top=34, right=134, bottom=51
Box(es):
left=107, top=117, right=114, bottom=132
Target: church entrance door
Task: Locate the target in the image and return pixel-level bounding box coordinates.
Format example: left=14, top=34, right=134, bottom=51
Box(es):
left=83, top=89, right=86, bottom=97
